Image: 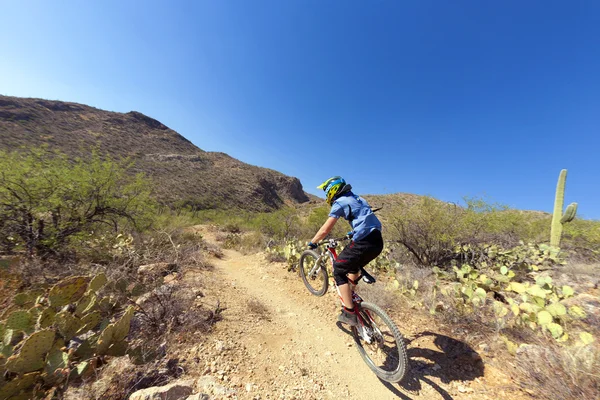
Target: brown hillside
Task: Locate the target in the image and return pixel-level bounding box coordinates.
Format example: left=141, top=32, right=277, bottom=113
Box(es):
left=0, top=95, right=309, bottom=211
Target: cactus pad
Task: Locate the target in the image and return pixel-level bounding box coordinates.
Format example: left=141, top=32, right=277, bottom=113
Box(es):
left=27, top=305, right=43, bottom=323
left=5, top=329, right=55, bottom=374
left=48, top=276, right=88, bottom=307
left=37, top=307, right=56, bottom=329
left=97, top=297, right=116, bottom=314
left=112, top=306, right=134, bottom=342
left=69, top=360, right=90, bottom=380
left=74, top=338, right=96, bottom=360
left=44, top=339, right=69, bottom=384
left=55, top=311, right=82, bottom=342
left=89, top=273, right=108, bottom=293
left=3, top=329, right=24, bottom=347
left=77, top=311, right=102, bottom=335
left=74, top=292, right=97, bottom=318
left=0, top=371, right=40, bottom=400
left=96, top=325, right=116, bottom=355
left=106, top=340, right=128, bottom=357
left=6, top=310, right=33, bottom=333
left=97, top=306, right=134, bottom=355
left=12, top=290, right=44, bottom=308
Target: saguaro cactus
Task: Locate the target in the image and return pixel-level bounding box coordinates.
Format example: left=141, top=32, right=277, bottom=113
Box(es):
left=550, top=169, right=578, bottom=247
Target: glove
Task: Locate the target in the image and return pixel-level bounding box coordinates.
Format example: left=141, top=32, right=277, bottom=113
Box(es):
left=347, top=231, right=354, bottom=239
left=307, top=242, right=318, bottom=250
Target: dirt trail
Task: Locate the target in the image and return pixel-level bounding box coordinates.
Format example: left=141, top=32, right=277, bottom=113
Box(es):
left=181, top=227, right=531, bottom=400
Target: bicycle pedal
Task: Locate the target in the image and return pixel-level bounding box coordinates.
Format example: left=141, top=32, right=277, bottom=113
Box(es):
left=361, top=269, right=376, bottom=284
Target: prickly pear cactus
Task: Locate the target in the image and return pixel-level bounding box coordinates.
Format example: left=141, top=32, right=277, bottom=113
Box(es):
left=43, top=338, right=70, bottom=386
left=74, top=291, right=97, bottom=317
left=6, top=310, right=34, bottom=333
left=37, top=308, right=56, bottom=330
left=48, top=276, right=88, bottom=307
left=55, top=311, right=82, bottom=342
left=0, top=272, right=138, bottom=398
left=97, top=306, right=134, bottom=355
left=5, top=329, right=55, bottom=374
left=13, top=290, right=44, bottom=308
left=0, top=371, right=40, bottom=400
left=89, top=273, right=108, bottom=293
left=77, top=311, right=101, bottom=335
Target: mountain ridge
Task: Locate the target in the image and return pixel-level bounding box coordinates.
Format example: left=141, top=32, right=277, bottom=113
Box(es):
left=0, top=95, right=309, bottom=211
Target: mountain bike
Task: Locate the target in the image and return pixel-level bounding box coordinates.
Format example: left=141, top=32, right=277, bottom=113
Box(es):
left=298, top=235, right=409, bottom=383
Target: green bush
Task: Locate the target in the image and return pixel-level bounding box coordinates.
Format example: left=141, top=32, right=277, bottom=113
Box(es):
left=388, top=196, right=551, bottom=267
left=0, top=147, right=155, bottom=258
left=562, top=219, right=600, bottom=261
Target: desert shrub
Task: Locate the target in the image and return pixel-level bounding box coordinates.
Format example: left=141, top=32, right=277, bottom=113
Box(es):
left=134, top=282, right=214, bottom=337
left=388, top=196, right=551, bottom=267
left=249, top=207, right=301, bottom=239
left=388, top=197, right=468, bottom=266
left=0, top=147, right=154, bottom=258
left=562, top=219, right=600, bottom=262
left=237, top=231, right=268, bottom=254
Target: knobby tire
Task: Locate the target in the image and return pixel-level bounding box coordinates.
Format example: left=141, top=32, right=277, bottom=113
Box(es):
left=299, top=249, right=329, bottom=297
left=352, top=301, right=409, bottom=382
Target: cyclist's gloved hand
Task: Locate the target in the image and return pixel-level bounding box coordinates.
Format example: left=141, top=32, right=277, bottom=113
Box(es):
left=347, top=231, right=354, bottom=239
left=307, top=242, right=318, bottom=250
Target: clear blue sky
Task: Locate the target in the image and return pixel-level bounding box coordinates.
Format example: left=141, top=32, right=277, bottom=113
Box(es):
left=1, top=1, right=598, bottom=218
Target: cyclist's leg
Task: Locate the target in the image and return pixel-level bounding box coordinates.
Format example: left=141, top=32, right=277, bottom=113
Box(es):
left=335, top=230, right=384, bottom=307
left=333, top=244, right=362, bottom=308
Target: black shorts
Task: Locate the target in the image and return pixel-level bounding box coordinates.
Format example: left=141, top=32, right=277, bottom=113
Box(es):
left=332, top=229, right=383, bottom=285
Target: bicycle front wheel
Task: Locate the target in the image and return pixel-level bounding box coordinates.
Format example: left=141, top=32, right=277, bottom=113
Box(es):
left=299, top=250, right=329, bottom=296
left=352, top=301, right=409, bottom=383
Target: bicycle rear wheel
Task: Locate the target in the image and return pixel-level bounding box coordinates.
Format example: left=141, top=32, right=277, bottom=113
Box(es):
left=299, top=250, right=329, bottom=296
left=352, top=301, right=409, bottom=382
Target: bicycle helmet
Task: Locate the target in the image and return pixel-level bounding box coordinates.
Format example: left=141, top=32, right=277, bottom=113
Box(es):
left=317, top=176, right=352, bottom=205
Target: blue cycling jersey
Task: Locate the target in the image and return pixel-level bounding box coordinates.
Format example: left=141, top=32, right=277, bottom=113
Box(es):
left=329, top=192, right=382, bottom=241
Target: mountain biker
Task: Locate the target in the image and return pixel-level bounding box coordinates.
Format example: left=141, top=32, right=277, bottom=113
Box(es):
left=308, top=176, right=383, bottom=326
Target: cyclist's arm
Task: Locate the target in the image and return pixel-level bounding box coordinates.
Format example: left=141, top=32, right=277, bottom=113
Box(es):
left=310, top=217, right=338, bottom=244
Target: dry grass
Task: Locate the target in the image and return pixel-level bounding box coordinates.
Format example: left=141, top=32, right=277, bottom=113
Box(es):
left=247, top=299, right=271, bottom=321
left=355, top=282, right=400, bottom=311
left=515, top=341, right=600, bottom=400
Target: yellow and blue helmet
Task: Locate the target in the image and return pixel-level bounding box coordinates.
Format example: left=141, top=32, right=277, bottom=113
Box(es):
left=317, top=176, right=352, bottom=205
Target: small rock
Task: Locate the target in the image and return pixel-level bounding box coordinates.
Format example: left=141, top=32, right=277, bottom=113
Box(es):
left=246, top=383, right=253, bottom=392
left=163, top=273, right=179, bottom=284
left=435, top=301, right=445, bottom=312
left=129, top=380, right=194, bottom=400
left=214, top=341, right=225, bottom=353
left=185, top=395, right=210, bottom=400
left=324, top=351, right=332, bottom=357
left=196, top=376, right=234, bottom=396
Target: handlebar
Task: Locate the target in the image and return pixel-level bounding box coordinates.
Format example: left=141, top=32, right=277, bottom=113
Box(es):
left=316, top=233, right=353, bottom=247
